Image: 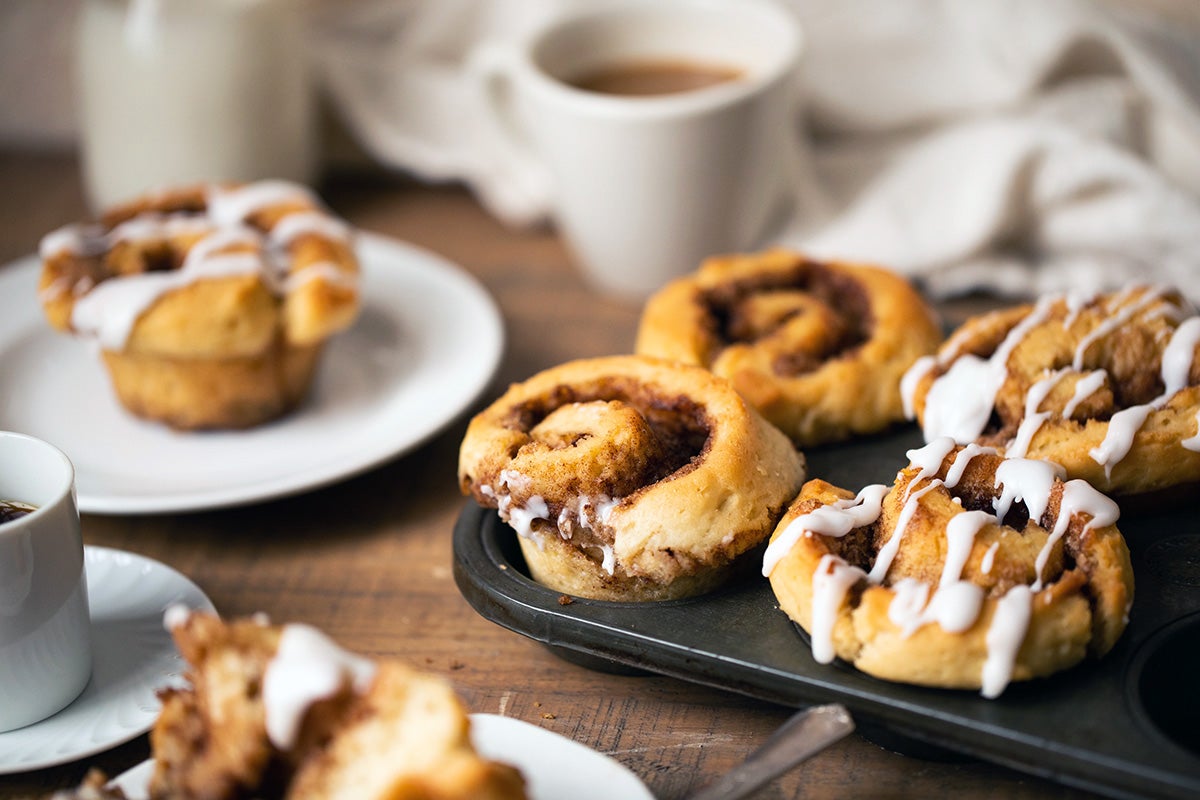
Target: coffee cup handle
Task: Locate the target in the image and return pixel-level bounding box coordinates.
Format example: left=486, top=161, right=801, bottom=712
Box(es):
left=466, top=42, right=556, bottom=225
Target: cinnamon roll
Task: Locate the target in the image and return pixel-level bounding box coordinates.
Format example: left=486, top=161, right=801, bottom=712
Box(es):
left=903, top=286, right=1200, bottom=495
left=37, top=180, right=360, bottom=430
left=145, top=610, right=527, bottom=800
left=458, top=355, right=807, bottom=601
left=634, top=248, right=942, bottom=446
left=764, top=438, right=1134, bottom=697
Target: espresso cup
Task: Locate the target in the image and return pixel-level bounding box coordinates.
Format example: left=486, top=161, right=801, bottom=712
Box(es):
left=472, top=0, right=804, bottom=298
left=0, top=431, right=92, bottom=732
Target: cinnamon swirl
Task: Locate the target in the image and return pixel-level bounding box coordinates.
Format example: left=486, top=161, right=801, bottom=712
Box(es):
left=458, top=355, right=807, bottom=601
left=37, top=180, right=359, bottom=430
left=634, top=248, right=942, bottom=446
left=764, top=438, right=1133, bottom=697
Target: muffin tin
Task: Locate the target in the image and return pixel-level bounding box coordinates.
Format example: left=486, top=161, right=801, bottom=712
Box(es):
left=454, top=424, right=1200, bottom=799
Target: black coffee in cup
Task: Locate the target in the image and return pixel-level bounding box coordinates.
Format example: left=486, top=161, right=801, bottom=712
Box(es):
left=0, top=500, right=35, bottom=524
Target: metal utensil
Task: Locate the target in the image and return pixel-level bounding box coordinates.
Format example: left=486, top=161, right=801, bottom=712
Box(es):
left=685, top=704, right=855, bottom=800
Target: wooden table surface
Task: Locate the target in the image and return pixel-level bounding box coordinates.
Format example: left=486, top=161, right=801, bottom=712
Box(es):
left=0, top=152, right=1101, bottom=800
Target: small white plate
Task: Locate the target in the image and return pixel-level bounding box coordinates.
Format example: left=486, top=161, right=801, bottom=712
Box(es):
left=0, top=232, right=504, bottom=514
left=470, top=713, right=654, bottom=800
left=0, top=546, right=214, bottom=774
left=108, top=713, right=652, bottom=800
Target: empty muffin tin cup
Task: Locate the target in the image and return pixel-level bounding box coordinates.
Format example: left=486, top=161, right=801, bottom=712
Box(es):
left=1130, top=612, right=1200, bottom=758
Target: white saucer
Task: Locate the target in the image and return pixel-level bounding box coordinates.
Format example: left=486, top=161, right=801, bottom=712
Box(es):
left=0, top=546, right=214, bottom=774
left=0, top=232, right=504, bottom=514
left=108, top=713, right=652, bottom=800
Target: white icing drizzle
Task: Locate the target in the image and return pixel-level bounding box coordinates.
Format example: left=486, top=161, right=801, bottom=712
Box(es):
left=900, top=355, right=937, bottom=420
left=1061, top=290, right=1097, bottom=330
left=868, top=480, right=942, bottom=584
left=37, top=275, right=76, bottom=304
left=262, top=624, right=376, bottom=751
left=109, top=212, right=215, bottom=244
left=903, top=438, right=956, bottom=499
left=888, top=577, right=985, bottom=638
left=942, top=510, right=993, bottom=587
left=505, top=495, right=551, bottom=543
left=900, top=323, right=986, bottom=423
left=981, top=585, right=1033, bottom=699
left=70, top=236, right=267, bottom=350
left=269, top=210, right=351, bottom=246
left=490, top=476, right=621, bottom=568
left=944, top=443, right=998, bottom=488
left=920, top=355, right=1005, bottom=443
left=39, top=223, right=108, bottom=259
left=206, top=181, right=319, bottom=228
left=1089, top=314, right=1200, bottom=475
left=279, top=261, right=359, bottom=293
left=1143, top=302, right=1187, bottom=324
left=921, top=295, right=1057, bottom=444
left=1062, top=369, right=1107, bottom=419
left=1007, top=369, right=1069, bottom=458
left=887, top=509, right=991, bottom=638
left=599, top=544, right=616, bottom=575
left=762, top=484, right=889, bottom=577
left=886, top=578, right=931, bottom=636
left=1089, top=405, right=1154, bottom=478
left=1158, top=316, right=1200, bottom=398
left=980, top=541, right=1000, bottom=574
left=1183, top=409, right=1200, bottom=452
left=1031, top=479, right=1120, bottom=590
left=993, top=458, right=1062, bottom=526
left=556, top=494, right=619, bottom=573
left=486, top=470, right=551, bottom=544
left=810, top=554, right=868, bottom=664
left=162, top=603, right=192, bottom=631
left=1072, top=286, right=1166, bottom=370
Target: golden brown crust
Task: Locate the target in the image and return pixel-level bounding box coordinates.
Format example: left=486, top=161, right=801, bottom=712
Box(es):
left=765, top=443, right=1134, bottom=695
left=634, top=248, right=942, bottom=446
left=906, top=287, right=1200, bottom=495
left=37, top=181, right=360, bottom=430
left=458, top=354, right=806, bottom=601
left=102, top=341, right=322, bottom=431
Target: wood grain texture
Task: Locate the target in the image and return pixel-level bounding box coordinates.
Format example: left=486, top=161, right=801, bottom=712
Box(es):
left=0, top=152, right=1099, bottom=800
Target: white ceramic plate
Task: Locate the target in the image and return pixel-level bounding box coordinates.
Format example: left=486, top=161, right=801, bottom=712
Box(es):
left=108, top=712, right=652, bottom=800
left=0, top=546, right=214, bottom=774
left=0, top=232, right=504, bottom=514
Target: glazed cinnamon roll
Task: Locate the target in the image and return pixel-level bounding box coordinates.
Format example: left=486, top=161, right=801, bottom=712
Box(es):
left=458, top=355, right=807, bottom=601
left=37, top=180, right=359, bottom=430
left=764, top=438, right=1134, bottom=697
left=903, top=286, right=1200, bottom=495
left=634, top=248, right=942, bottom=446
left=144, top=611, right=527, bottom=800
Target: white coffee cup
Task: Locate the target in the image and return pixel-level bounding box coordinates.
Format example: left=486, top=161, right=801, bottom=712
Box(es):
left=75, top=0, right=318, bottom=212
left=472, top=0, right=804, bottom=299
left=0, top=431, right=92, bottom=733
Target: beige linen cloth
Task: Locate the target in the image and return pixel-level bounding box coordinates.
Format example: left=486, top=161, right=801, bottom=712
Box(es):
left=292, top=1, right=1200, bottom=301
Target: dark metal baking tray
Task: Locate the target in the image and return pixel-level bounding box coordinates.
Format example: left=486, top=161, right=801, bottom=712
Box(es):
left=452, top=425, right=1200, bottom=799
